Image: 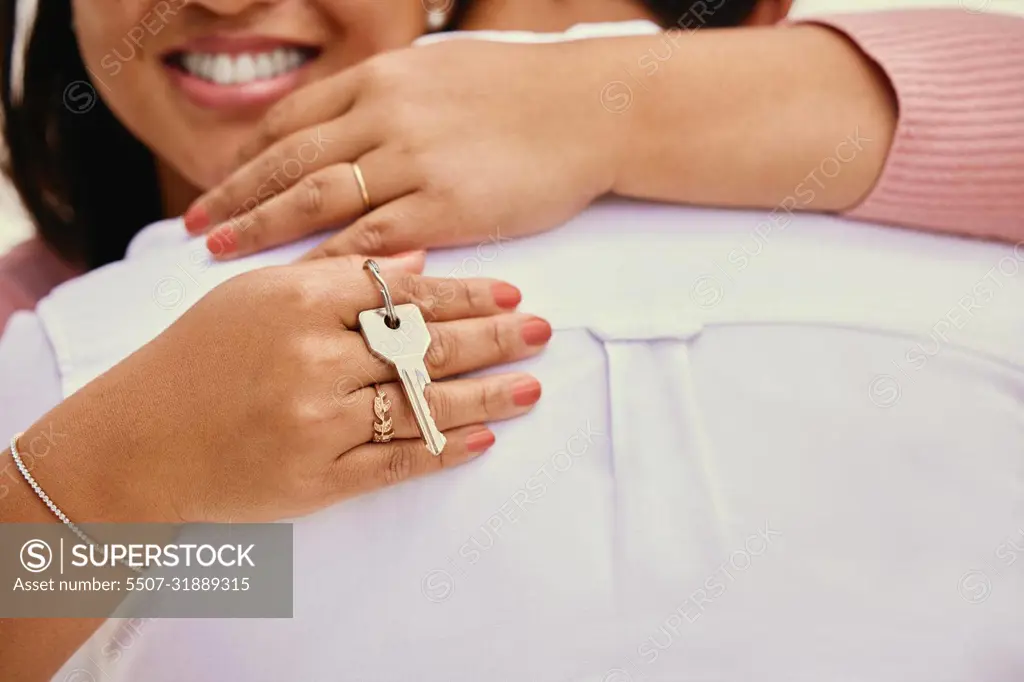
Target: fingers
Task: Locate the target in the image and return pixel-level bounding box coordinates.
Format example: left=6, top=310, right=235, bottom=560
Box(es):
left=202, top=151, right=415, bottom=259
left=307, top=268, right=524, bottom=327
left=182, top=70, right=365, bottom=237
left=328, top=424, right=496, bottom=497
left=300, top=251, right=428, bottom=281
left=238, top=68, right=362, bottom=167
left=343, top=372, right=541, bottom=443
left=300, top=194, right=441, bottom=261
left=187, top=110, right=384, bottom=240
left=338, top=312, right=552, bottom=384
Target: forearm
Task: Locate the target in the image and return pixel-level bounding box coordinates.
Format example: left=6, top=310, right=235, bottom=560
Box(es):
left=0, top=443, right=106, bottom=682
left=0, top=383, right=177, bottom=680
left=1, top=422, right=110, bottom=682
left=609, top=24, right=896, bottom=212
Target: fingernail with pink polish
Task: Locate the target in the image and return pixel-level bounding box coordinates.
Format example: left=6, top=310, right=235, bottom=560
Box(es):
left=184, top=204, right=210, bottom=235
left=465, top=427, right=496, bottom=454
left=206, top=224, right=237, bottom=257
left=511, top=377, right=542, bottom=406
left=521, top=317, right=552, bottom=346
left=492, top=283, right=522, bottom=310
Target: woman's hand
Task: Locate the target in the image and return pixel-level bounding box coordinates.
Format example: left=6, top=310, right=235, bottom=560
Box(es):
left=183, top=24, right=902, bottom=259
left=182, top=39, right=623, bottom=260
left=23, top=253, right=550, bottom=524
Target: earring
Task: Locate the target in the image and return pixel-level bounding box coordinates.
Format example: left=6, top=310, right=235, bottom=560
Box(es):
left=425, top=1, right=452, bottom=31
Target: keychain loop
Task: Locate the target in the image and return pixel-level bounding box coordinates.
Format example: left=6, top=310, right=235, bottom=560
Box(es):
left=363, top=259, right=399, bottom=328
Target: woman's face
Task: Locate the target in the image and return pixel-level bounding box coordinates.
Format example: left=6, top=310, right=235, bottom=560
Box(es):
left=71, top=0, right=430, bottom=194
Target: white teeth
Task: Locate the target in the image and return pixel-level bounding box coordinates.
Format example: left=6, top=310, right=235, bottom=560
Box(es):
left=178, top=48, right=308, bottom=85
left=254, top=53, right=274, bottom=80
left=271, top=48, right=288, bottom=74
left=234, top=54, right=256, bottom=82
left=212, top=54, right=232, bottom=84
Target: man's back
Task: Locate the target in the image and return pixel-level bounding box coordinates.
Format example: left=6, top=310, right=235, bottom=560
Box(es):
left=38, top=202, right=1024, bottom=681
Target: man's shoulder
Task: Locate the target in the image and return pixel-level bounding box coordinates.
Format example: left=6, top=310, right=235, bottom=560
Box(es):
left=34, top=201, right=1024, bottom=395
left=426, top=201, right=1024, bottom=358
left=35, top=218, right=322, bottom=395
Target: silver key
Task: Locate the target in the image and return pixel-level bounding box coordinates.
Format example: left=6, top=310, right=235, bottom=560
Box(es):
left=359, top=303, right=447, bottom=456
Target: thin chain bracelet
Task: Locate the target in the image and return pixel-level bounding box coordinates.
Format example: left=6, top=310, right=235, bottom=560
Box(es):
left=9, top=432, right=143, bottom=574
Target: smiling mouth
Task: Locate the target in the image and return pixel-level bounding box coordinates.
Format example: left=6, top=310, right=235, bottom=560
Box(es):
left=164, top=46, right=319, bottom=86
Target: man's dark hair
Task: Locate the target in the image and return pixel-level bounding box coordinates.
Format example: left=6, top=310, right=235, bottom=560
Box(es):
left=448, top=1, right=760, bottom=31
left=639, top=0, right=759, bottom=27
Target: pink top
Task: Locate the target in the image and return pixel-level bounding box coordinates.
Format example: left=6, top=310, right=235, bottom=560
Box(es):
left=1, top=8, right=1023, bottom=331
left=0, top=238, right=79, bottom=331
left=810, top=10, right=1024, bottom=241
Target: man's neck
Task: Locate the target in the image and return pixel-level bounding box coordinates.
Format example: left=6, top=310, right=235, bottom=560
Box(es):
left=457, top=0, right=657, bottom=32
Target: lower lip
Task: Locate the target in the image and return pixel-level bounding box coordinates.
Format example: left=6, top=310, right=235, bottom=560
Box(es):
left=164, top=63, right=309, bottom=111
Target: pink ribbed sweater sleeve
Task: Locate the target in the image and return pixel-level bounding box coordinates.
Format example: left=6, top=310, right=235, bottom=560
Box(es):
left=799, top=10, right=1024, bottom=242
left=0, top=238, right=79, bottom=333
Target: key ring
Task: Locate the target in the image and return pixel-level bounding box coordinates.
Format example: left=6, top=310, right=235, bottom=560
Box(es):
left=363, top=259, right=399, bottom=329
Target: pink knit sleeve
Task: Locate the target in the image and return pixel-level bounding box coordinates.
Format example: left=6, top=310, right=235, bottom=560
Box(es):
left=799, top=10, right=1024, bottom=242
left=0, top=238, right=79, bottom=333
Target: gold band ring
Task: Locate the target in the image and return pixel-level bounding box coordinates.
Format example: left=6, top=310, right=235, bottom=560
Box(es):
left=352, top=162, right=371, bottom=214
left=372, top=384, right=394, bottom=443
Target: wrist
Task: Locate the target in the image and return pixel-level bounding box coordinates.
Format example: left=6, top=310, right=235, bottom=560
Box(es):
left=579, top=34, right=674, bottom=200
left=16, top=383, right=182, bottom=526
left=559, top=37, right=638, bottom=198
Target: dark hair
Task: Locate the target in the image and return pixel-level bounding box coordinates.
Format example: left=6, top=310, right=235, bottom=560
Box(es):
left=649, top=0, right=760, bottom=27
left=0, top=0, right=757, bottom=271
left=447, top=1, right=760, bottom=34
left=1, top=0, right=161, bottom=270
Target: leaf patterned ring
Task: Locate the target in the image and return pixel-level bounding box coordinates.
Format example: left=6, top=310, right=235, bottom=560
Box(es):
left=372, top=384, right=394, bottom=443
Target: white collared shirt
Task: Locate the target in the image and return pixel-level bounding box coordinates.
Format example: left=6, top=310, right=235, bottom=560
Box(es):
left=11, top=199, right=1021, bottom=682
left=0, top=20, right=1021, bottom=682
